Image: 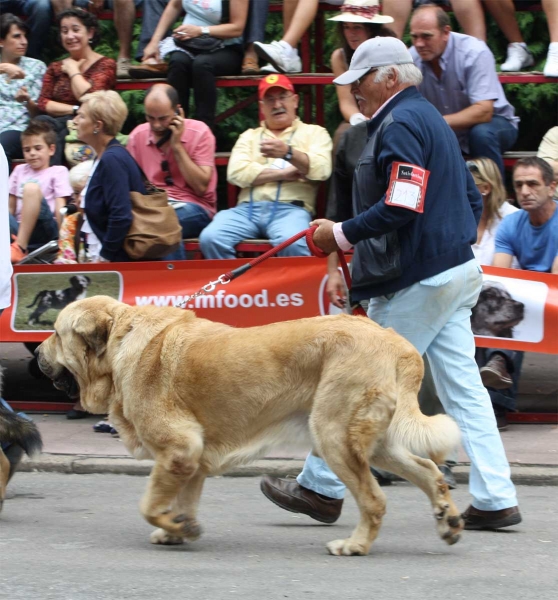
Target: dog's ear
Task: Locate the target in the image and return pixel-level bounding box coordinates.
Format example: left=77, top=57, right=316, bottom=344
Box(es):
left=73, top=309, right=113, bottom=358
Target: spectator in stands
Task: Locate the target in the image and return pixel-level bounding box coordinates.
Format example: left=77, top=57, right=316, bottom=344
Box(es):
left=0, top=14, right=47, bottom=167
left=537, top=126, right=558, bottom=193
left=0, top=1, right=52, bottom=60
left=139, top=0, right=248, bottom=133
left=383, top=0, right=535, bottom=71
left=35, top=8, right=116, bottom=165
left=261, top=36, right=521, bottom=533
left=479, top=157, right=558, bottom=429
left=73, top=90, right=144, bottom=263
left=199, top=74, right=332, bottom=259
left=468, top=157, right=519, bottom=268
left=328, top=1, right=395, bottom=149
left=253, top=0, right=320, bottom=74
left=8, top=120, right=72, bottom=264
left=466, top=157, right=520, bottom=431
left=409, top=4, right=518, bottom=177
left=127, top=84, right=217, bottom=260
left=52, top=1, right=143, bottom=79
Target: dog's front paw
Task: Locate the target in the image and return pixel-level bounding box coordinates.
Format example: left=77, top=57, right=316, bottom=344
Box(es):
left=326, top=538, right=369, bottom=556
left=150, top=528, right=184, bottom=545
left=434, top=495, right=463, bottom=546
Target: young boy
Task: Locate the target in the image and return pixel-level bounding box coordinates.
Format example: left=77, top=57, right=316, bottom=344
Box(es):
left=8, top=120, right=72, bottom=263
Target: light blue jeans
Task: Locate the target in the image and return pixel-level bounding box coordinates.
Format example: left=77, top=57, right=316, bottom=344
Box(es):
left=298, top=259, right=518, bottom=512
left=199, top=201, right=312, bottom=259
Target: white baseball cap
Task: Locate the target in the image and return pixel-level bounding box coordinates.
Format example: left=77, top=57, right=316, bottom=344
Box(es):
left=333, top=36, right=414, bottom=86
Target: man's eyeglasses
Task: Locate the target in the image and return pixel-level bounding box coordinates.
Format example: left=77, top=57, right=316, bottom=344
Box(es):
left=161, top=160, right=174, bottom=186
left=355, top=67, right=379, bottom=87
left=261, top=93, right=294, bottom=106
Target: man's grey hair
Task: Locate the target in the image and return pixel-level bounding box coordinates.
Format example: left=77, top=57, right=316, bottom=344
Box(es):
left=374, top=63, right=423, bottom=86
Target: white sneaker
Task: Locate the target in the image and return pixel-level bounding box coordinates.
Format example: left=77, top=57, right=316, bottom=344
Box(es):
left=500, top=43, right=534, bottom=72
left=253, top=41, right=302, bottom=74
left=117, top=57, right=131, bottom=78
left=543, top=43, right=558, bottom=78
left=260, top=63, right=279, bottom=74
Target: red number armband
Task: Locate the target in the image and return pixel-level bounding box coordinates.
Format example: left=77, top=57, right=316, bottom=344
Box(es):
left=384, top=162, right=430, bottom=213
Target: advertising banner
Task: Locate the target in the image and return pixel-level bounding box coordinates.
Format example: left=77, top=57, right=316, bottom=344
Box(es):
left=0, top=259, right=556, bottom=354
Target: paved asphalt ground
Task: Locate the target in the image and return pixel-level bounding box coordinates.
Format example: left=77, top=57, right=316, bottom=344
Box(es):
left=1, top=474, right=557, bottom=600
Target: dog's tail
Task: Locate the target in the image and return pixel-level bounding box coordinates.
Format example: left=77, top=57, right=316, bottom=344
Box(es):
left=0, top=404, right=43, bottom=458
left=26, top=292, right=42, bottom=308
left=385, top=353, right=461, bottom=465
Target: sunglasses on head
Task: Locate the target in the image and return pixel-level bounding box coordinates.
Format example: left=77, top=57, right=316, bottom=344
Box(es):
left=466, top=160, right=480, bottom=173
left=161, top=159, right=174, bottom=186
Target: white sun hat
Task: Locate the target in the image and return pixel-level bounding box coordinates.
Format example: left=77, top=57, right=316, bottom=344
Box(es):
left=328, top=0, right=394, bottom=25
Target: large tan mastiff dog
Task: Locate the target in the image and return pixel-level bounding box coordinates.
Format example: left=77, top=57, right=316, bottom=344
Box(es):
left=37, top=295, right=463, bottom=556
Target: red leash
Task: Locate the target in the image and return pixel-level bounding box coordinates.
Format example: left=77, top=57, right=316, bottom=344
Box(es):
left=179, top=227, right=367, bottom=317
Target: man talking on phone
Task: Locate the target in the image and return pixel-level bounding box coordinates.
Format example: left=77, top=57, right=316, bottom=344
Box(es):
left=127, top=83, right=217, bottom=260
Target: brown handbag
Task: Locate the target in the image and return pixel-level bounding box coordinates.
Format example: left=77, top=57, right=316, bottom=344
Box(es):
left=123, top=175, right=183, bottom=260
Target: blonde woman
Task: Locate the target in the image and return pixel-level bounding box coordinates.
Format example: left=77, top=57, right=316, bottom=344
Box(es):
left=467, top=157, right=519, bottom=267
left=467, top=157, right=521, bottom=431
left=74, top=90, right=144, bottom=263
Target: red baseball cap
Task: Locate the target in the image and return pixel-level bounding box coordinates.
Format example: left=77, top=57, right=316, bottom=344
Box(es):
left=258, top=74, right=295, bottom=100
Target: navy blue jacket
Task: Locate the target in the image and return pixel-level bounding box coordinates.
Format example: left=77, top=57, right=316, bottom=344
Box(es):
left=85, top=139, right=146, bottom=262
left=342, top=86, right=482, bottom=300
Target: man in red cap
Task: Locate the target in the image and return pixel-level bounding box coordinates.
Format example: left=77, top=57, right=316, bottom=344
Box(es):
left=199, top=74, right=332, bottom=259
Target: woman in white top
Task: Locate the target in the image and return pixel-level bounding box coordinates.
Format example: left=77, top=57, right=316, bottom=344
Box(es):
left=142, top=0, right=248, bottom=133
left=467, top=157, right=519, bottom=267
left=328, top=1, right=395, bottom=152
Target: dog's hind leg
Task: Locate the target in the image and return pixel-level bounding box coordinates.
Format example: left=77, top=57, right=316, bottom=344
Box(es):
left=150, top=471, right=206, bottom=545
left=312, top=387, right=395, bottom=557
left=139, top=423, right=205, bottom=542
left=371, top=448, right=462, bottom=545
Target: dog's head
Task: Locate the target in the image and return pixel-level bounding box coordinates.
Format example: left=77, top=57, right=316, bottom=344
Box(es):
left=37, top=295, right=123, bottom=414
left=70, top=275, right=92, bottom=291
left=471, top=282, right=525, bottom=338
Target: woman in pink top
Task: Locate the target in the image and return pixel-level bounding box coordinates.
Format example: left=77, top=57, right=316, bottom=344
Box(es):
left=35, top=8, right=116, bottom=165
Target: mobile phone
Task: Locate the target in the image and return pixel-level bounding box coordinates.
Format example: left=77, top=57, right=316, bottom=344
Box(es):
left=155, top=109, right=180, bottom=148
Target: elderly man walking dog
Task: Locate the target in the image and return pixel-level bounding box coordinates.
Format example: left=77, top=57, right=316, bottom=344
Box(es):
left=260, top=37, right=521, bottom=532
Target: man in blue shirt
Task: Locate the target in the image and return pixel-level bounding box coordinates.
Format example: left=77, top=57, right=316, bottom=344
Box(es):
left=409, top=4, right=518, bottom=177
left=479, top=157, right=558, bottom=420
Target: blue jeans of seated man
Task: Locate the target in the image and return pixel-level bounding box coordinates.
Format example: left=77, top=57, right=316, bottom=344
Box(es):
left=468, top=115, right=518, bottom=178
left=298, top=259, right=518, bottom=511
left=0, top=0, right=52, bottom=60
left=163, top=201, right=212, bottom=261
left=9, top=199, right=58, bottom=251
left=476, top=348, right=524, bottom=412
left=199, top=202, right=312, bottom=259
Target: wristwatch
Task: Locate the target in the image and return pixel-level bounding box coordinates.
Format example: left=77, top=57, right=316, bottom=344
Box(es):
left=283, top=145, right=293, bottom=161
left=201, top=26, right=210, bottom=35
left=72, top=105, right=79, bottom=116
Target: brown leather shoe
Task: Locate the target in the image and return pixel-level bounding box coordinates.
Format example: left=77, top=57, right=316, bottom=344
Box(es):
left=128, top=62, right=168, bottom=79
left=480, top=355, right=513, bottom=389
left=260, top=476, right=343, bottom=524
left=462, top=505, right=522, bottom=530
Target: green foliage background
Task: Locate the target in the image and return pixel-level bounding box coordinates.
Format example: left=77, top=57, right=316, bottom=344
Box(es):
left=43, top=8, right=557, bottom=154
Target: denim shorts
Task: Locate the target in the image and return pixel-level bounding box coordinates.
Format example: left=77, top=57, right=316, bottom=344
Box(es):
left=10, top=198, right=58, bottom=251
